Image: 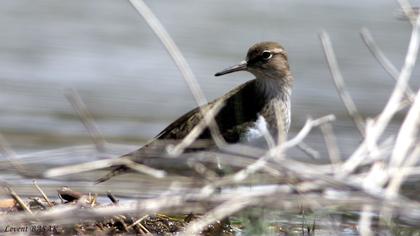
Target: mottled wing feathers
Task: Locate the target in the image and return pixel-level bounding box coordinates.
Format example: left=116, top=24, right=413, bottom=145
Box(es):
left=154, top=103, right=209, bottom=140
left=154, top=79, right=261, bottom=143
left=96, top=79, right=262, bottom=183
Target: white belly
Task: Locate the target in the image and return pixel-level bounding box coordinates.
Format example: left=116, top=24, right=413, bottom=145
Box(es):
left=241, top=115, right=269, bottom=142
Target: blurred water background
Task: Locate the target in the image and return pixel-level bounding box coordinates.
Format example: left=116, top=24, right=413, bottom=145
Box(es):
left=0, top=0, right=419, bottom=190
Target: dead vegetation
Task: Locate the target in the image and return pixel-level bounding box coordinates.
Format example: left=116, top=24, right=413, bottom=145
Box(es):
left=0, top=0, right=419, bottom=235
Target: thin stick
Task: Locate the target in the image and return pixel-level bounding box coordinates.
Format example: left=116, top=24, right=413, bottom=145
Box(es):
left=107, top=191, right=119, bottom=205
left=320, top=31, right=365, bottom=137
left=200, top=115, right=335, bottom=193
left=167, top=100, right=225, bottom=156
left=128, top=0, right=225, bottom=147
left=365, top=17, right=420, bottom=150
left=0, top=134, right=34, bottom=178
left=182, top=197, right=253, bottom=236
left=341, top=16, right=420, bottom=176
left=44, top=157, right=166, bottom=179
left=31, top=198, right=47, bottom=210
left=33, top=180, right=53, bottom=207
left=65, top=88, right=106, bottom=152
left=387, top=145, right=420, bottom=198
left=127, top=214, right=149, bottom=229
left=242, top=115, right=335, bottom=177
left=359, top=205, right=374, bottom=236
left=137, top=222, right=152, bottom=236
left=5, top=187, right=33, bottom=214
left=283, top=115, right=335, bottom=150
left=386, top=91, right=420, bottom=197
left=113, top=215, right=130, bottom=232
left=297, top=142, right=320, bottom=160
left=130, top=214, right=149, bottom=228
left=1, top=183, right=420, bottom=226
left=122, top=159, right=166, bottom=178
left=320, top=122, right=342, bottom=171
left=389, top=90, right=420, bottom=168
left=360, top=28, right=415, bottom=102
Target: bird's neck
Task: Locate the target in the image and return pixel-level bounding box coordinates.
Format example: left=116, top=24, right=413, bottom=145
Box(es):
left=255, top=74, right=292, bottom=102
left=254, top=74, right=293, bottom=134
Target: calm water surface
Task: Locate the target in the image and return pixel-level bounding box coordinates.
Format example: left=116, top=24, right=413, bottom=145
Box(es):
left=0, top=1, right=419, bottom=234
left=1, top=0, right=418, bottom=152
left=0, top=0, right=418, bottom=177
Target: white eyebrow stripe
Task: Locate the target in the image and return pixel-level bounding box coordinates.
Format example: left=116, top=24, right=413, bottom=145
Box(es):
left=271, top=48, right=284, bottom=54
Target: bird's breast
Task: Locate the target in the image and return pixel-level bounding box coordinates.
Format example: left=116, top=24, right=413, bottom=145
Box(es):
left=241, top=115, right=270, bottom=142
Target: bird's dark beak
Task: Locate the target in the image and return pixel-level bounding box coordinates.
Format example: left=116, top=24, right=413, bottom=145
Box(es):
left=214, top=60, right=247, bottom=76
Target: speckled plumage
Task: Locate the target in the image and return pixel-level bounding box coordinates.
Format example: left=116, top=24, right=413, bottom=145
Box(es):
left=97, top=41, right=294, bottom=182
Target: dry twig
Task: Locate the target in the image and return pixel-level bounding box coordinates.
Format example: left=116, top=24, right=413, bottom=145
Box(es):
left=33, top=180, right=53, bottom=207
left=44, top=157, right=166, bottom=179
left=341, top=16, right=420, bottom=176
left=360, top=28, right=415, bottom=102
left=65, top=88, right=106, bottom=152
left=128, top=0, right=225, bottom=147
left=5, top=187, right=33, bottom=214
left=320, top=122, right=341, bottom=172
left=320, top=31, right=365, bottom=137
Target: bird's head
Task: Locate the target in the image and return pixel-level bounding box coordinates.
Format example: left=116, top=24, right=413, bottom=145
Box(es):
left=215, top=41, right=291, bottom=83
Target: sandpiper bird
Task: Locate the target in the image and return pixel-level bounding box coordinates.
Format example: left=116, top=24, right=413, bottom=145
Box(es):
left=98, top=41, right=293, bottom=182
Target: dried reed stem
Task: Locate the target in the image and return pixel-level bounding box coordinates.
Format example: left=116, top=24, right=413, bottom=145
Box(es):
left=5, top=187, right=33, bottom=214
left=360, top=28, right=415, bottom=102
left=65, top=88, right=106, bottom=152
left=128, top=0, right=225, bottom=147
left=297, top=142, right=320, bottom=159
left=44, top=157, right=166, bottom=179
left=33, top=180, right=53, bottom=207
left=320, top=122, right=342, bottom=171
left=386, top=90, right=420, bottom=197
left=0, top=134, right=33, bottom=178
left=167, top=100, right=225, bottom=156
left=359, top=204, right=374, bottom=236
left=341, top=16, right=420, bottom=176
left=367, top=16, right=420, bottom=150
left=182, top=197, right=252, bottom=236
left=320, top=31, right=365, bottom=137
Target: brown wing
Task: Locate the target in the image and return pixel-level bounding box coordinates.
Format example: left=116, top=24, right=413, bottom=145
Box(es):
left=96, top=79, right=263, bottom=182
left=154, top=102, right=213, bottom=140
left=154, top=79, right=262, bottom=142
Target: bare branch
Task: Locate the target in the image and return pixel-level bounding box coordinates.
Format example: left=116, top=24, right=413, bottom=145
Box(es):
left=44, top=157, right=166, bottom=179
left=365, top=16, right=420, bottom=148
left=5, top=187, right=33, bottom=215
left=283, top=115, right=335, bottom=150
left=166, top=100, right=225, bottom=156
left=341, top=16, right=420, bottom=176
left=389, top=90, right=420, bottom=169
left=128, top=0, right=225, bottom=147
left=320, top=122, right=342, bottom=171
left=0, top=134, right=33, bottom=178
left=65, top=88, right=106, bottom=152
left=199, top=115, right=336, bottom=193
left=182, top=197, right=252, bottom=236
left=319, top=31, right=366, bottom=137
left=387, top=145, right=420, bottom=199
left=359, top=205, right=374, bottom=236
left=33, top=180, right=53, bottom=207
left=360, top=28, right=415, bottom=102
left=386, top=90, right=420, bottom=197
left=297, top=142, right=320, bottom=160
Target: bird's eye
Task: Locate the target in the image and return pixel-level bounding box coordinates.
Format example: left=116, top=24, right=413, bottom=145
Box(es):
left=261, top=51, right=272, bottom=60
